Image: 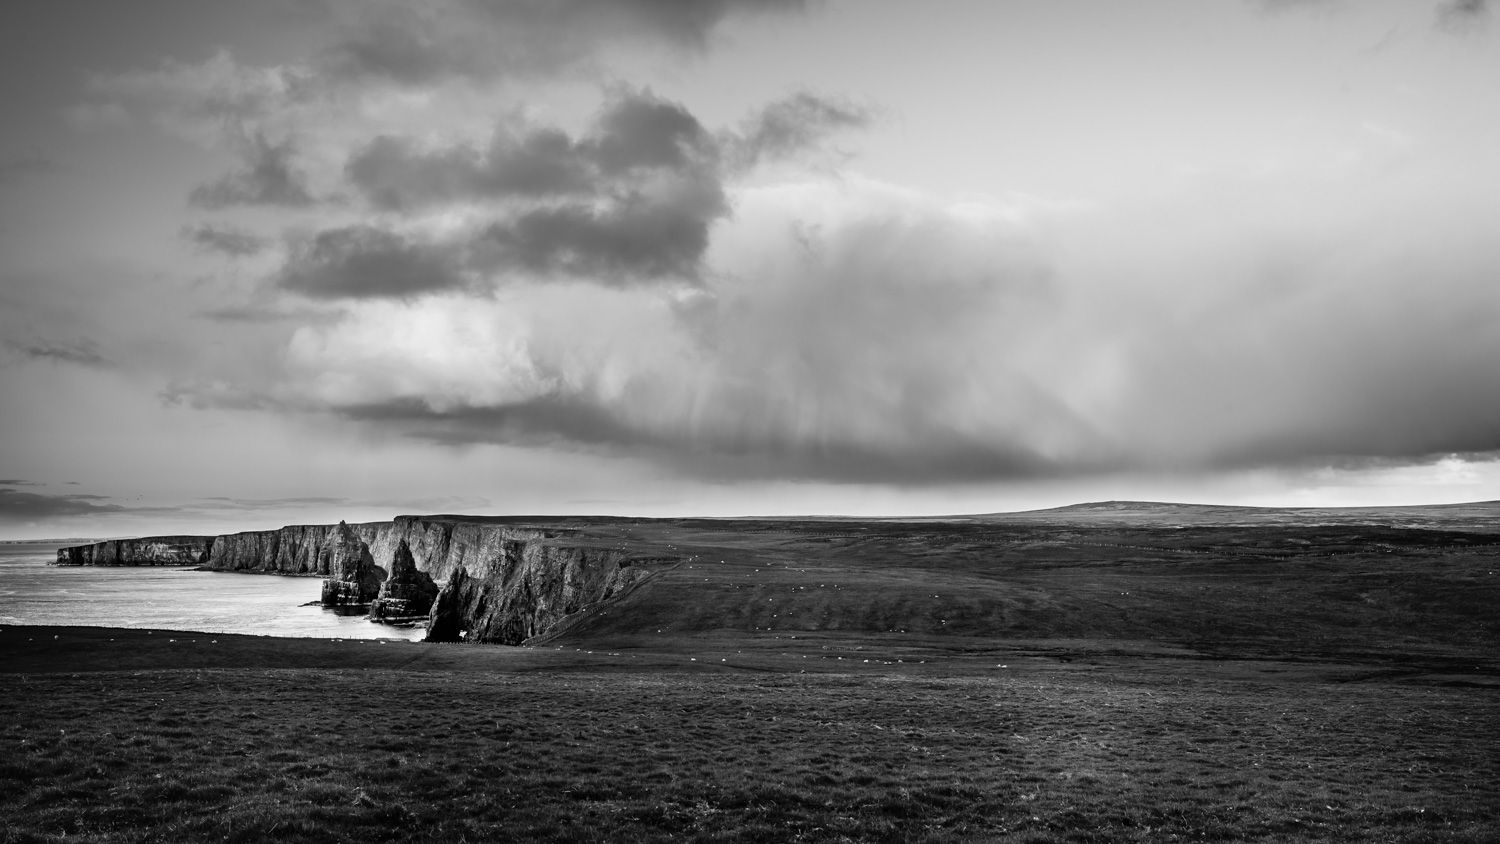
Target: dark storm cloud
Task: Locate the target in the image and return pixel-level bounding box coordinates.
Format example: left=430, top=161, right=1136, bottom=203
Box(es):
left=189, top=134, right=314, bottom=209
left=14, top=340, right=109, bottom=368
left=322, top=0, right=807, bottom=85
left=590, top=92, right=711, bottom=174
left=0, top=488, right=126, bottom=520
left=336, top=397, right=1064, bottom=485
left=341, top=89, right=874, bottom=287
left=278, top=225, right=468, bottom=299
left=730, top=92, right=872, bottom=168
left=339, top=396, right=651, bottom=449
left=346, top=88, right=713, bottom=210
left=1436, top=0, right=1489, bottom=29
left=344, top=89, right=729, bottom=283
left=181, top=223, right=269, bottom=257
left=478, top=179, right=726, bottom=281
left=0, top=479, right=39, bottom=486
left=346, top=128, right=592, bottom=210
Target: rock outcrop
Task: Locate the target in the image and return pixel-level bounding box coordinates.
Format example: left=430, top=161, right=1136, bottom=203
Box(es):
left=369, top=539, right=438, bottom=622
left=197, top=517, right=555, bottom=582
left=55, top=537, right=213, bottom=567
left=319, top=522, right=383, bottom=606
left=424, top=542, right=659, bottom=645
left=55, top=515, right=677, bottom=644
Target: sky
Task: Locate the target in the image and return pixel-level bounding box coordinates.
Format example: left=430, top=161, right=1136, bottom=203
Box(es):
left=2, top=0, right=1499, bottom=539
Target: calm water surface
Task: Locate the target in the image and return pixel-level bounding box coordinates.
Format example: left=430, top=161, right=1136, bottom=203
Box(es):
left=0, top=543, right=425, bottom=641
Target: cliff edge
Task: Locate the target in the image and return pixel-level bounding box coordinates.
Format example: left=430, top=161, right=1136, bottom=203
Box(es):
left=55, top=517, right=678, bottom=645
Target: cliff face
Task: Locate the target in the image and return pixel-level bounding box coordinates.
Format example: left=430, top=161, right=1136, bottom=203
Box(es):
left=55, top=517, right=674, bottom=645
left=55, top=537, right=213, bottom=567
left=319, top=521, right=384, bottom=606
left=426, top=543, right=663, bottom=645
left=201, top=517, right=554, bottom=582
left=369, top=539, right=438, bottom=621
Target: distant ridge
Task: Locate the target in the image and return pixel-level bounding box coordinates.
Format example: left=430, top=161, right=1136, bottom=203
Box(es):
left=1007, top=498, right=1500, bottom=514
left=1026, top=500, right=1270, bottom=514
left=974, top=499, right=1500, bottom=530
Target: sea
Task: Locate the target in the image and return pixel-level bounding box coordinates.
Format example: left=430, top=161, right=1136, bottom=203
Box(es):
left=0, top=542, right=426, bottom=641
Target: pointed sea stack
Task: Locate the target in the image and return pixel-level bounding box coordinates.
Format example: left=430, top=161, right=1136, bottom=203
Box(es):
left=320, top=521, right=382, bottom=606
left=369, top=539, right=438, bottom=622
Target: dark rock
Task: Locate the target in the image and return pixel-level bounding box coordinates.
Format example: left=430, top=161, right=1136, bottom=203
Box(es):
left=424, top=543, right=663, bottom=644
left=369, top=539, right=438, bottom=622
left=320, top=521, right=382, bottom=606
left=425, top=567, right=472, bottom=642
left=54, top=516, right=675, bottom=644
left=55, top=536, right=214, bottom=566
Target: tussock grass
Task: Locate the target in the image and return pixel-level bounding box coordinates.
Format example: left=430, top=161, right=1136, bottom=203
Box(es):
left=2, top=664, right=1496, bottom=842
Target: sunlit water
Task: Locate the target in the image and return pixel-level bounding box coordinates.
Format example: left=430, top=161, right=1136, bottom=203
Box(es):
left=0, top=543, right=425, bottom=641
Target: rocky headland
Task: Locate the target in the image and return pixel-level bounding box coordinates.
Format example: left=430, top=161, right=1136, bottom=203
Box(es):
left=54, top=516, right=680, bottom=645
left=51, top=501, right=1500, bottom=657
left=54, top=536, right=213, bottom=566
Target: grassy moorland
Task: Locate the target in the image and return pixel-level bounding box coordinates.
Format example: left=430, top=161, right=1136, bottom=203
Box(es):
left=3, top=502, right=1499, bottom=842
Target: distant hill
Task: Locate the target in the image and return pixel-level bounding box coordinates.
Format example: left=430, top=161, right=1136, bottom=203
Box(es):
left=973, top=499, right=1500, bottom=531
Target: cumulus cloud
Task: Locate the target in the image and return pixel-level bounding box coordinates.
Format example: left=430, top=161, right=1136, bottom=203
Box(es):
left=349, top=88, right=730, bottom=283
left=241, top=146, right=1500, bottom=485
left=340, top=89, right=872, bottom=288
left=181, top=223, right=269, bottom=257
left=345, top=88, right=716, bottom=210
left=477, top=176, right=726, bottom=282
left=346, top=128, right=591, bottom=210
left=54, top=0, right=1500, bottom=491
left=337, top=89, right=734, bottom=289
left=278, top=225, right=470, bottom=300
left=265, top=179, right=1081, bottom=480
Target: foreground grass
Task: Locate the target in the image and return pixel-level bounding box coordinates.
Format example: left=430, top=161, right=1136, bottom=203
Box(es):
left=2, top=662, right=1496, bottom=843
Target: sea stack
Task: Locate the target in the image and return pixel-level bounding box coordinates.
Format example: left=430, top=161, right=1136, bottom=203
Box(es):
left=319, top=521, right=382, bottom=606
left=425, top=567, right=473, bottom=642
left=369, top=539, right=438, bottom=622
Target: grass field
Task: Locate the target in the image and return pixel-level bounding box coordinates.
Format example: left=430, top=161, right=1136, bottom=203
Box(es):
left=4, top=504, right=1499, bottom=842
left=2, top=626, right=1497, bottom=843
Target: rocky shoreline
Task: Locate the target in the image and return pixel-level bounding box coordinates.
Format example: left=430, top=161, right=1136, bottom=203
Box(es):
left=55, top=516, right=679, bottom=645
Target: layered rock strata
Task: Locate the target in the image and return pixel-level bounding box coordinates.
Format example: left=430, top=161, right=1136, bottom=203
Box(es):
left=426, top=542, right=659, bottom=644
left=368, top=539, right=438, bottom=622
left=56, top=516, right=675, bottom=644
left=54, top=537, right=213, bottom=567
left=319, top=521, right=384, bottom=606
left=195, top=517, right=556, bottom=582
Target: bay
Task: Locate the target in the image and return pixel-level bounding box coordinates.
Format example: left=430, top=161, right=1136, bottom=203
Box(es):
left=0, top=542, right=425, bottom=641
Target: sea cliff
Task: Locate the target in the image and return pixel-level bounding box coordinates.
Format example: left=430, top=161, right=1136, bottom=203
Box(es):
left=55, top=517, right=677, bottom=645
left=54, top=536, right=213, bottom=567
